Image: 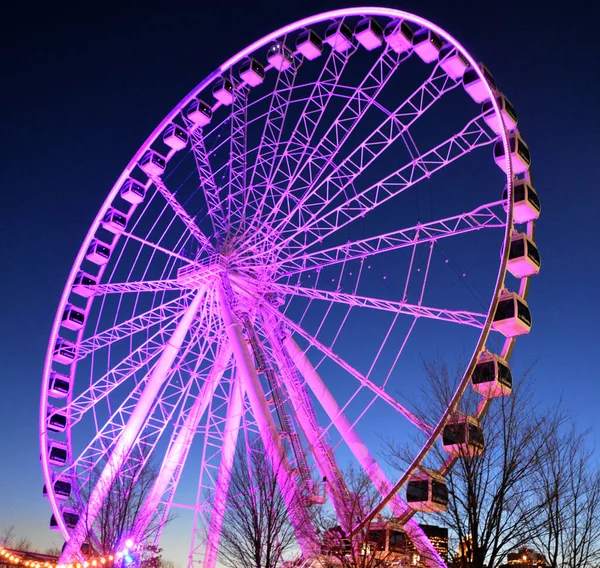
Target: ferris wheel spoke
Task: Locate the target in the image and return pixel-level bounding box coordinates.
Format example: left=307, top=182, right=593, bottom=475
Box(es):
left=60, top=287, right=208, bottom=560
left=216, top=283, right=317, bottom=554
left=247, top=48, right=352, bottom=233
left=256, top=279, right=487, bottom=329
left=244, top=65, right=298, bottom=225
left=265, top=62, right=459, bottom=248
left=89, top=278, right=190, bottom=296
left=256, top=299, right=432, bottom=434
left=224, top=84, right=252, bottom=236
left=260, top=49, right=407, bottom=238
left=285, top=333, right=445, bottom=566
left=67, top=326, right=213, bottom=493
left=276, top=200, right=507, bottom=276
left=76, top=294, right=191, bottom=360
left=119, top=229, right=198, bottom=265
left=276, top=113, right=496, bottom=254
left=282, top=335, right=413, bottom=512
left=132, top=341, right=233, bottom=543
left=202, top=374, right=244, bottom=568
left=188, top=127, right=229, bottom=238
left=66, top=323, right=181, bottom=426
left=260, top=310, right=350, bottom=524
left=151, top=176, right=214, bottom=254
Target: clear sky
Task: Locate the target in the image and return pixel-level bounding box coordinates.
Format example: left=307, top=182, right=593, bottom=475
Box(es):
left=1, top=0, right=598, bottom=563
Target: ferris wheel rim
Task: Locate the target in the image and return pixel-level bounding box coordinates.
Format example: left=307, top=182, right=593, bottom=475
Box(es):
left=39, top=5, right=524, bottom=561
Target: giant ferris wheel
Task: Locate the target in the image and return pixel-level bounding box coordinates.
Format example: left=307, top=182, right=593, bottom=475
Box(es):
left=40, top=7, right=541, bottom=567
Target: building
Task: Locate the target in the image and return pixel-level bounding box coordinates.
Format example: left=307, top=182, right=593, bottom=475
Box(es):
left=405, top=524, right=449, bottom=566
left=503, top=547, right=549, bottom=568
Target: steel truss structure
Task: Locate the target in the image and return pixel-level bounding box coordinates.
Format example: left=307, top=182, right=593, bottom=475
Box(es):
left=40, top=7, right=540, bottom=568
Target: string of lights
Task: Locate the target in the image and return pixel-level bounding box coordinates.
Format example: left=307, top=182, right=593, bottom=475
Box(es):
left=0, top=540, right=138, bottom=568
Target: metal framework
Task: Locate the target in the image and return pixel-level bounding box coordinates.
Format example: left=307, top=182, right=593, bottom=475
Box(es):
left=40, top=7, right=539, bottom=568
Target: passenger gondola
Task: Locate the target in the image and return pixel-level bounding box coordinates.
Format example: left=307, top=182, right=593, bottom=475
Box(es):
left=240, top=57, right=265, bottom=87
left=139, top=150, right=167, bottom=176
left=186, top=98, right=212, bottom=126
left=412, top=28, right=444, bottom=63
left=442, top=414, right=484, bottom=456
left=212, top=78, right=235, bottom=106
left=507, top=233, right=541, bottom=278
left=354, top=17, right=384, bottom=51
left=163, top=124, right=189, bottom=150
left=296, top=29, right=323, bottom=60
left=61, top=305, right=86, bottom=331
left=503, top=179, right=541, bottom=224
left=463, top=63, right=497, bottom=103
left=471, top=352, right=513, bottom=397
left=406, top=469, right=448, bottom=512
left=439, top=45, right=469, bottom=79
left=492, top=291, right=532, bottom=337
left=384, top=20, right=414, bottom=54
left=483, top=94, right=518, bottom=135
left=267, top=42, right=294, bottom=70
left=120, top=178, right=146, bottom=205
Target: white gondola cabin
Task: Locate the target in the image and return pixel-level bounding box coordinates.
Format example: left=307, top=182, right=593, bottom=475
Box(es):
left=439, top=45, right=469, bottom=79
left=384, top=20, right=414, bottom=54
left=239, top=58, right=265, bottom=87
left=494, top=133, right=531, bottom=175
left=212, top=77, right=235, bottom=105
left=49, top=371, right=71, bottom=398
left=324, top=22, right=353, bottom=53
left=102, top=208, right=127, bottom=234
left=471, top=353, right=513, bottom=398
left=120, top=178, right=146, bottom=205
left=483, top=94, right=518, bottom=135
left=406, top=470, right=448, bottom=513
left=72, top=271, right=97, bottom=297
left=53, top=338, right=76, bottom=365
left=492, top=291, right=532, bottom=337
left=463, top=63, right=497, bottom=103
left=63, top=511, right=79, bottom=529
left=365, top=519, right=406, bottom=554
left=139, top=150, right=167, bottom=177
left=61, top=305, right=85, bottom=331
left=354, top=17, right=384, bottom=51
left=267, top=42, right=294, bottom=70
left=47, top=409, right=67, bottom=433
left=507, top=233, right=541, bottom=278
left=412, top=29, right=444, bottom=63
left=43, top=479, right=72, bottom=500
left=187, top=98, right=212, bottom=126
left=442, top=415, right=484, bottom=456
left=163, top=124, right=189, bottom=150
left=296, top=29, right=323, bottom=60
left=503, top=179, right=541, bottom=224
left=51, top=511, right=79, bottom=531
left=48, top=441, right=68, bottom=466
left=86, top=239, right=111, bottom=266
left=50, top=514, right=59, bottom=531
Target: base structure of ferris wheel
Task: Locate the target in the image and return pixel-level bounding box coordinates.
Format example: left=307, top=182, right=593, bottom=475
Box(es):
left=40, top=7, right=541, bottom=568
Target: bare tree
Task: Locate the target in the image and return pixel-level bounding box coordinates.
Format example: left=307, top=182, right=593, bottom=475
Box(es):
left=317, top=465, right=411, bottom=568
left=386, top=361, right=567, bottom=568
left=527, top=425, right=600, bottom=568
left=76, top=449, right=172, bottom=557
left=218, top=440, right=305, bottom=568
left=0, top=525, right=35, bottom=552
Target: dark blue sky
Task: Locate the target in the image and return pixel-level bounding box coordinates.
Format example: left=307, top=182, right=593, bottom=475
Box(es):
left=1, top=0, right=598, bottom=557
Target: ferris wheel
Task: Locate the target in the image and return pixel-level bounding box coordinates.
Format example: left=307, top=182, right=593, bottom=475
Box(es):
left=40, top=7, right=541, bottom=567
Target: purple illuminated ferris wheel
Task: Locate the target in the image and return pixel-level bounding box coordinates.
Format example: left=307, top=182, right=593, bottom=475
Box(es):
left=40, top=7, right=541, bottom=567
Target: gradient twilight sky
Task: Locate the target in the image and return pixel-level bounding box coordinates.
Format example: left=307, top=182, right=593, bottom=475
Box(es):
left=1, top=0, right=598, bottom=562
